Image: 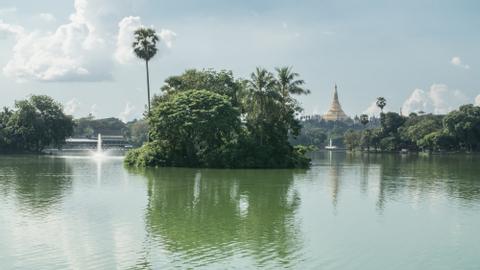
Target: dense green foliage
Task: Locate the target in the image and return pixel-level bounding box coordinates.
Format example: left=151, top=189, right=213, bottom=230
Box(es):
left=161, top=69, right=244, bottom=107
left=0, top=95, right=74, bottom=153
left=343, top=104, right=480, bottom=152
left=126, top=68, right=311, bottom=168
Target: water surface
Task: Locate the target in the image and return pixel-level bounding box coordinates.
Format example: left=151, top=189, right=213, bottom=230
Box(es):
left=0, top=153, right=479, bottom=269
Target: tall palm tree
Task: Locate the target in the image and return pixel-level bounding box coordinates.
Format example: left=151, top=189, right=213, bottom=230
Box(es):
left=376, top=97, right=387, bottom=113
left=246, top=68, right=278, bottom=146
left=274, top=67, right=310, bottom=108
left=133, top=28, right=159, bottom=115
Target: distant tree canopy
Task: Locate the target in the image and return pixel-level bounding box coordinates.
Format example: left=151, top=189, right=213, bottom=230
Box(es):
left=74, top=116, right=128, bottom=137
left=125, top=68, right=311, bottom=168
left=291, top=115, right=381, bottom=149
left=0, top=95, right=74, bottom=153
left=343, top=104, right=480, bottom=152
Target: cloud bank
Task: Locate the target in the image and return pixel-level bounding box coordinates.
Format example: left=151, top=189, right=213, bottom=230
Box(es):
left=402, top=84, right=470, bottom=115
left=0, top=0, right=176, bottom=82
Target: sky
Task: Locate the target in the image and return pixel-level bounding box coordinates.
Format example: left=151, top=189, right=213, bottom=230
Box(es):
left=1, top=0, right=479, bottom=121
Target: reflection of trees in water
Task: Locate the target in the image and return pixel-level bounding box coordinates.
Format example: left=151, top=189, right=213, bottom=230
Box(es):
left=128, top=167, right=305, bottom=268
left=0, top=156, right=73, bottom=214
left=316, top=152, right=480, bottom=212
left=353, top=154, right=480, bottom=210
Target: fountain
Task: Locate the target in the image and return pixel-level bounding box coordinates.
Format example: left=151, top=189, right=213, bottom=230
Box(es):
left=325, top=138, right=338, bottom=150
left=91, top=133, right=105, bottom=159
left=97, top=133, right=102, bottom=154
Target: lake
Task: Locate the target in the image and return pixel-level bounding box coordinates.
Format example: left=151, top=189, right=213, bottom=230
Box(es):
left=0, top=152, right=479, bottom=269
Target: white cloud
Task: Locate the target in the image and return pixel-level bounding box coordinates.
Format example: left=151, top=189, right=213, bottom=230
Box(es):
left=158, top=29, right=177, bottom=50
left=402, top=88, right=429, bottom=114
left=402, top=84, right=470, bottom=115
left=119, top=102, right=136, bottom=122
left=0, top=20, right=24, bottom=36
left=115, top=16, right=142, bottom=64
left=363, top=100, right=382, bottom=116
left=64, top=99, right=80, bottom=115
left=451, top=56, right=470, bottom=69
left=475, top=95, right=480, bottom=107
left=114, top=16, right=177, bottom=64
left=38, top=13, right=56, bottom=23
left=1, top=0, right=176, bottom=82
left=2, top=0, right=109, bottom=82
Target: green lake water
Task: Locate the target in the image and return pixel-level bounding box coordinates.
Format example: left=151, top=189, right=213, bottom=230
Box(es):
left=0, top=152, right=479, bottom=269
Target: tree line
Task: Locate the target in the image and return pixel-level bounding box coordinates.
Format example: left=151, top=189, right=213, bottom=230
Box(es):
left=344, top=98, right=480, bottom=152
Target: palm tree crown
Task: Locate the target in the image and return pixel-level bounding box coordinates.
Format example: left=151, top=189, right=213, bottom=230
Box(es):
left=246, top=68, right=279, bottom=118
left=133, top=28, right=159, bottom=61
left=360, top=114, right=369, bottom=126
left=376, top=97, right=387, bottom=113
left=275, top=66, right=310, bottom=100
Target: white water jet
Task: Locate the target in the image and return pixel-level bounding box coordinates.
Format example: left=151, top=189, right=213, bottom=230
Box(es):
left=97, top=133, right=102, bottom=154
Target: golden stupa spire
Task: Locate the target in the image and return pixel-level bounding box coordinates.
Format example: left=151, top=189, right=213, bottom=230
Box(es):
left=323, top=83, right=350, bottom=121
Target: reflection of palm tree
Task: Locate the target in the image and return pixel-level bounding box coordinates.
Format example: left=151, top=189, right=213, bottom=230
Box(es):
left=129, top=167, right=305, bottom=268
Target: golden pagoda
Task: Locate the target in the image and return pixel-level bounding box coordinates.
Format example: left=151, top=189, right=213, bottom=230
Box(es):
left=322, top=84, right=350, bottom=121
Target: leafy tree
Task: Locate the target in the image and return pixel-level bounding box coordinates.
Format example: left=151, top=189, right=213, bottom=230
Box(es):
left=0, top=107, right=13, bottom=150
left=344, top=130, right=361, bottom=150
left=133, top=28, right=159, bottom=115
left=360, top=114, right=369, bottom=127
left=3, top=95, right=73, bottom=152
left=443, top=104, right=480, bottom=151
left=399, top=114, right=443, bottom=149
left=127, top=90, right=241, bottom=167
left=380, top=112, right=405, bottom=135
left=376, top=97, right=386, bottom=113
left=161, top=69, right=244, bottom=107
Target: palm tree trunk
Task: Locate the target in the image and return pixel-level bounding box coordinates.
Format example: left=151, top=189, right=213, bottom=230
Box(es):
left=146, top=60, right=151, bottom=115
